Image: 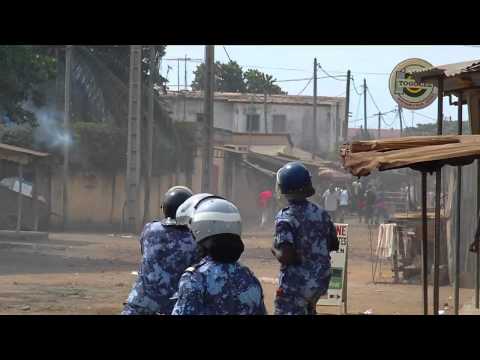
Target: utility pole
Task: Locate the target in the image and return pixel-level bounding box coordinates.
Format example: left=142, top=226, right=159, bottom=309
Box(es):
left=363, top=78, right=367, bottom=135
left=201, top=45, right=215, bottom=193
left=177, top=58, right=180, bottom=92
left=63, top=45, right=72, bottom=231
left=143, top=45, right=155, bottom=224
left=184, top=54, right=188, bottom=90
left=343, top=70, right=351, bottom=142
left=398, top=105, right=404, bottom=136
left=126, top=45, right=143, bottom=233
left=313, top=58, right=318, bottom=154
left=377, top=112, right=381, bottom=139
left=264, top=88, right=268, bottom=133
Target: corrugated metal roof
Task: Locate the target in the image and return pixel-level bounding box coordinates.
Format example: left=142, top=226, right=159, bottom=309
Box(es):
left=165, top=91, right=343, bottom=106
left=412, top=59, right=480, bottom=80
left=0, top=143, right=50, bottom=158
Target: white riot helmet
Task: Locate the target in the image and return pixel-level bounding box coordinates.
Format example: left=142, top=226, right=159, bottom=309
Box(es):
left=175, top=193, right=219, bottom=227
left=176, top=195, right=242, bottom=244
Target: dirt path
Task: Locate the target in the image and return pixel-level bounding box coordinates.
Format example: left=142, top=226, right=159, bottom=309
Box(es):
left=0, top=220, right=477, bottom=315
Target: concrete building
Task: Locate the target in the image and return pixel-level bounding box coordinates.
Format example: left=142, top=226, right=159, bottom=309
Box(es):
left=165, top=91, right=346, bottom=155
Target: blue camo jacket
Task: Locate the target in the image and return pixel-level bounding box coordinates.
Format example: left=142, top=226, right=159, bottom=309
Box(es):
left=122, top=221, right=197, bottom=315
left=273, top=199, right=336, bottom=302
left=171, top=256, right=267, bottom=315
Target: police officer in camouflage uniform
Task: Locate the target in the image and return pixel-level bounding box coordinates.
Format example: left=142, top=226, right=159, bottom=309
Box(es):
left=272, top=162, right=339, bottom=315
left=121, top=186, right=197, bottom=315
left=171, top=195, right=267, bottom=315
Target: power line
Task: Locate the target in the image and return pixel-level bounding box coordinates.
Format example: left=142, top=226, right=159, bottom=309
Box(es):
left=351, top=77, right=363, bottom=95
left=366, top=86, right=382, bottom=114
left=317, top=64, right=347, bottom=81
left=354, top=90, right=362, bottom=119
left=297, top=77, right=313, bottom=95
left=412, top=111, right=437, bottom=121
left=275, top=75, right=342, bottom=83
left=222, top=46, right=232, bottom=62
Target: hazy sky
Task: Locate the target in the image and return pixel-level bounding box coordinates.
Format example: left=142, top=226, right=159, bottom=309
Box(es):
left=163, top=45, right=480, bottom=130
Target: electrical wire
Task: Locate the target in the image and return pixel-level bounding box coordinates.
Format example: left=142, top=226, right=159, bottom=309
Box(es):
left=412, top=111, right=436, bottom=121
left=318, top=64, right=347, bottom=81
left=222, top=46, right=232, bottom=62
left=354, top=90, right=362, bottom=120
left=297, top=77, right=313, bottom=95
left=366, top=86, right=382, bottom=114
left=351, top=77, right=363, bottom=96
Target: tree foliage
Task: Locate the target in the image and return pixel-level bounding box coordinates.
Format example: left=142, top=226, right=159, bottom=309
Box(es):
left=71, top=122, right=126, bottom=173
left=0, top=124, right=35, bottom=149
left=81, top=45, right=167, bottom=86
left=0, top=46, right=56, bottom=126
left=191, top=61, right=246, bottom=92
left=244, top=69, right=284, bottom=94
left=404, top=120, right=470, bottom=136
left=191, top=61, right=285, bottom=94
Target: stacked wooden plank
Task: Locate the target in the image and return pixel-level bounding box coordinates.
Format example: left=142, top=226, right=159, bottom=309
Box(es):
left=342, top=135, right=480, bottom=177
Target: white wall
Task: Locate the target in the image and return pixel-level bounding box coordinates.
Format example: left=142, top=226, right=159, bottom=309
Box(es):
left=166, top=95, right=345, bottom=154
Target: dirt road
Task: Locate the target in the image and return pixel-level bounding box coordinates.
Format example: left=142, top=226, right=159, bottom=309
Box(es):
left=0, top=218, right=477, bottom=315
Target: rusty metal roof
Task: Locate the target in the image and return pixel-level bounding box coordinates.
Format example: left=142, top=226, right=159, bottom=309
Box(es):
left=165, top=91, right=343, bottom=106
left=412, top=59, right=480, bottom=80
left=0, top=143, right=50, bottom=165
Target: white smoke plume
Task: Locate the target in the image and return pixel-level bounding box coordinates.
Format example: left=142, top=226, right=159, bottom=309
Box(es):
left=23, top=102, right=73, bottom=150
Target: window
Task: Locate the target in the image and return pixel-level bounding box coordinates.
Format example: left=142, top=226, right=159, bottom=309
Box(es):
left=246, top=114, right=260, bottom=132
left=196, top=113, right=205, bottom=122
left=272, top=114, right=287, bottom=133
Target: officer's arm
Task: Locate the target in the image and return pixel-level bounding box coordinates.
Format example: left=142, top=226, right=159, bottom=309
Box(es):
left=272, top=220, right=300, bottom=266
left=171, top=272, right=204, bottom=315
left=324, top=212, right=339, bottom=252
left=138, top=223, right=152, bottom=256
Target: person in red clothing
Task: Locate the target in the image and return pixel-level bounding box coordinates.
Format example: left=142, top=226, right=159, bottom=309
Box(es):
left=259, top=189, right=273, bottom=229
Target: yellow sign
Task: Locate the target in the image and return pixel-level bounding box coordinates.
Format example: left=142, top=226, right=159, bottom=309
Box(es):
left=389, top=58, right=437, bottom=110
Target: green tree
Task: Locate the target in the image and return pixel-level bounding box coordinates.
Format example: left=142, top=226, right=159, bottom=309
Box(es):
left=0, top=45, right=56, bottom=126
left=404, top=120, right=470, bottom=136
left=191, top=60, right=246, bottom=92
left=244, top=69, right=284, bottom=94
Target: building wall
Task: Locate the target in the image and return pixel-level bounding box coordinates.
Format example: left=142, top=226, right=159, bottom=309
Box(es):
left=167, top=95, right=345, bottom=155
left=168, top=96, right=235, bottom=131
left=49, top=170, right=187, bottom=231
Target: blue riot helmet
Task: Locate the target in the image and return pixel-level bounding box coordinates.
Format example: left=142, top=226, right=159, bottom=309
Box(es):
left=276, top=161, right=315, bottom=200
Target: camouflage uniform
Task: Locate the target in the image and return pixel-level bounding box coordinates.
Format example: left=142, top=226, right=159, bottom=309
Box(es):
left=273, top=199, right=336, bottom=315
left=121, top=220, right=197, bottom=315
left=171, top=256, right=267, bottom=315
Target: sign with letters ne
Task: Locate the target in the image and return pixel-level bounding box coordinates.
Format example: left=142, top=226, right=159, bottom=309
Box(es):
left=317, top=223, right=348, bottom=309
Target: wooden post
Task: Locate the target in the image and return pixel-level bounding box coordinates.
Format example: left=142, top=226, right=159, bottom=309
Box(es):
left=32, top=161, right=40, bottom=231
left=16, top=164, right=23, bottom=233
left=421, top=171, right=428, bottom=315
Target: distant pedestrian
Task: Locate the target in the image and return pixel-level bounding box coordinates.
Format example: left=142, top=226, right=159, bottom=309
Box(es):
left=322, top=185, right=339, bottom=222
left=338, top=187, right=349, bottom=223
left=351, top=180, right=362, bottom=214
left=259, top=189, right=273, bottom=229
left=365, top=186, right=377, bottom=225
left=374, top=189, right=388, bottom=224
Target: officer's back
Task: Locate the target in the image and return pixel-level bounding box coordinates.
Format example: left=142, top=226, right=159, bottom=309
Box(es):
left=172, top=196, right=266, bottom=315
left=275, top=200, right=334, bottom=298
left=272, top=162, right=338, bottom=315
left=122, top=186, right=197, bottom=315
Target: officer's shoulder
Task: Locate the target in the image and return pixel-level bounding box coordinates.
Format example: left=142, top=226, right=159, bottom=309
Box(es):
left=278, top=206, right=292, bottom=215
left=184, top=258, right=208, bottom=274
left=307, top=201, right=329, bottom=218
